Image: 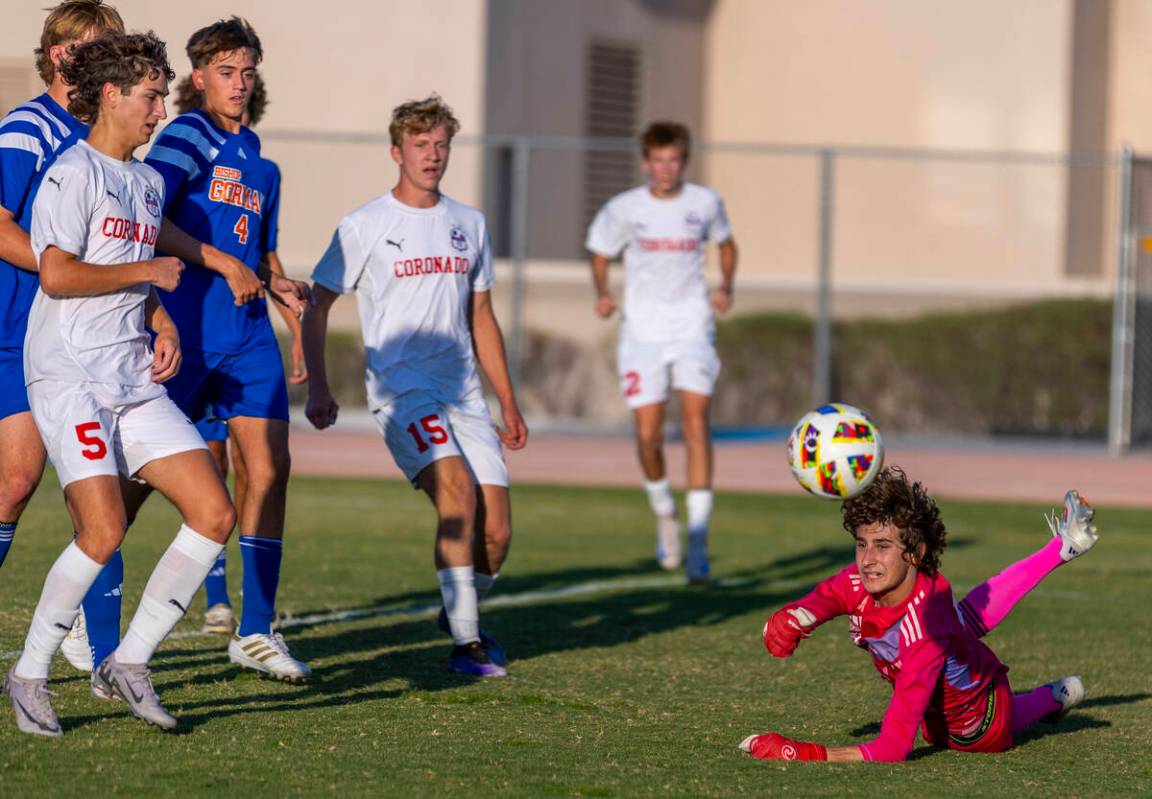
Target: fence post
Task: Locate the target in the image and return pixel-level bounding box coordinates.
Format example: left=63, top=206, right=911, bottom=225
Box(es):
left=508, top=138, right=531, bottom=387
left=813, top=149, right=835, bottom=407
left=1108, top=144, right=1135, bottom=455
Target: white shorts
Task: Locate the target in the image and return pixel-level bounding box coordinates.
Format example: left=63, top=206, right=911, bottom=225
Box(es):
left=373, top=392, right=509, bottom=488
left=29, top=380, right=207, bottom=489
left=617, top=335, right=721, bottom=409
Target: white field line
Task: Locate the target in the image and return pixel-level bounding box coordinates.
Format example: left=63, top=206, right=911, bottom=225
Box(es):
left=0, top=574, right=1085, bottom=660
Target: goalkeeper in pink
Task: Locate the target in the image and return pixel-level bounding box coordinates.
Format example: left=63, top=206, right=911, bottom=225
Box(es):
left=741, top=466, right=1097, bottom=763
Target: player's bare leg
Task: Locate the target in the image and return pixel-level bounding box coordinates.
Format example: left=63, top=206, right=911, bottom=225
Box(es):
left=419, top=457, right=505, bottom=677
left=680, top=390, right=714, bottom=583
left=633, top=402, right=680, bottom=570
left=221, top=416, right=309, bottom=680
left=92, top=450, right=234, bottom=729
left=460, top=483, right=512, bottom=665
left=202, top=438, right=235, bottom=634
left=0, top=413, right=47, bottom=567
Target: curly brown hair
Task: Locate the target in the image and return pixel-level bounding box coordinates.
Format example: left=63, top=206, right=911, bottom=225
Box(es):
left=389, top=95, right=459, bottom=147
left=34, top=0, right=124, bottom=86
left=174, top=70, right=267, bottom=125
left=186, top=16, right=262, bottom=69
left=641, top=121, right=691, bottom=159
left=841, top=466, right=947, bottom=575
left=61, top=31, right=174, bottom=124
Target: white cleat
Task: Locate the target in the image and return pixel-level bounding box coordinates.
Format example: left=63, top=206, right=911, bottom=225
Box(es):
left=59, top=609, right=93, bottom=672
left=94, top=655, right=176, bottom=730
left=228, top=632, right=312, bottom=682
left=4, top=667, right=62, bottom=737
left=1045, top=490, right=1098, bottom=562
left=1040, top=675, right=1085, bottom=723
left=656, top=513, right=682, bottom=571
left=202, top=603, right=236, bottom=635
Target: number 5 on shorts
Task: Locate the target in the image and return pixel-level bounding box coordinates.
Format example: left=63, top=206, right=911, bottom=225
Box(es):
left=406, top=414, right=448, bottom=454
left=74, top=422, right=108, bottom=461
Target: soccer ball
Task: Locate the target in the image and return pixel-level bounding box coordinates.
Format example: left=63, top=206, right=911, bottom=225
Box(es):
left=786, top=404, right=884, bottom=500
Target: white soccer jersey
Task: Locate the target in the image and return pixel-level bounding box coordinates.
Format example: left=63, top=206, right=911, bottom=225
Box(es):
left=586, top=182, right=732, bottom=345
left=26, top=140, right=166, bottom=397
left=312, top=192, right=494, bottom=410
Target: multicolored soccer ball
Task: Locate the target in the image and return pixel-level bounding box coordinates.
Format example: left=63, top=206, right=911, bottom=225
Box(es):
left=786, top=404, right=884, bottom=500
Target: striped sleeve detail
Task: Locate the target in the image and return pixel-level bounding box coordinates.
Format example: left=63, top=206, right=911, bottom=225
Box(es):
left=159, top=120, right=222, bottom=162
left=956, top=597, right=989, bottom=638
left=0, top=131, right=45, bottom=170
left=898, top=589, right=928, bottom=646
left=19, top=101, right=71, bottom=139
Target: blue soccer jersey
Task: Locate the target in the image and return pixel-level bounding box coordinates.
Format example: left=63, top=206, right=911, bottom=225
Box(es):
left=261, top=158, right=281, bottom=254
left=0, top=93, right=86, bottom=347
left=145, top=110, right=276, bottom=353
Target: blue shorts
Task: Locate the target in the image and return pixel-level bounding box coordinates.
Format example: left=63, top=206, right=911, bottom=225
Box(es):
left=164, top=336, right=289, bottom=423
left=194, top=415, right=228, bottom=443
left=0, top=347, right=30, bottom=421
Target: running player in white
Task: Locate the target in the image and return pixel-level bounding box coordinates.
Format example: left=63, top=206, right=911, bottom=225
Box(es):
left=302, top=96, right=527, bottom=677
left=586, top=121, right=737, bottom=582
left=3, top=31, right=235, bottom=736
left=0, top=2, right=124, bottom=659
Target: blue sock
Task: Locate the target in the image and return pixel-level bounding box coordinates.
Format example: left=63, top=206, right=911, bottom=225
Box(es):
left=82, top=548, right=124, bottom=668
left=204, top=552, right=230, bottom=608
left=238, top=536, right=282, bottom=636
left=0, top=521, right=15, bottom=569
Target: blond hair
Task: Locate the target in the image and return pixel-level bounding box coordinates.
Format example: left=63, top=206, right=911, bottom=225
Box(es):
left=389, top=95, right=460, bottom=146
left=35, top=0, right=124, bottom=85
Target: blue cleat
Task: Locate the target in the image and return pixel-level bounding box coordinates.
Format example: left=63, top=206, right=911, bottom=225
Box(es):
left=437, top=607, right=508, bottom=666
left=448, top=642, right=507, bottom=677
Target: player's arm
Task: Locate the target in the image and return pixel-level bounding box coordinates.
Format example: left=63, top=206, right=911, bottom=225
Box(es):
left=255, top=253, right=310, bottom=320
left=763, top=568, right=853, bottom=657
left=145, top=288, right=181, bottom=383
left=589, top=253, right=617, bottom=319
left=470, top=290, right=528, bottom=450
left=0, top=207, right=36, bottom=271
left=301, top=283, right=340, bottom=430
left=156, top=218, right=264, bottom=305
left=39, top=247, right=183, bottom=297
left=261, top=251, right=307, bottom=384
left=711, top=237, right=738, bottom=314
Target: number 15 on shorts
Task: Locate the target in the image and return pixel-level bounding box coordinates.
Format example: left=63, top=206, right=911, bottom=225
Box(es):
left=406, top=414, right=448, bottom=454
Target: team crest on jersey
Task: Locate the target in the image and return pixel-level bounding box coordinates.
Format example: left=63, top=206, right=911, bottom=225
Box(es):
left=450, top=225, right=468, bottom=251
left=684, top=211, right=704, bottom=232
left=143, top=187, right=161, bottom=218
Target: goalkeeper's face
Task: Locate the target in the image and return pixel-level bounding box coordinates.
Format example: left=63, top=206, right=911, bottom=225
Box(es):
left=854, top=522, right=922, bottom=607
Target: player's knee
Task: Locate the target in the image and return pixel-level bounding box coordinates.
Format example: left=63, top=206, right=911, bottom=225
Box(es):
left=636, top=425, right=663, bottom=453
left=188, top=495, right=236, bottom=541
left=0, top=468, right=42, bottom=515
left=245, top=451, right=291, bottom=491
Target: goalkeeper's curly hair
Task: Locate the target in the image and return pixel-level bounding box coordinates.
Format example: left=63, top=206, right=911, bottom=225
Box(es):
left=61, top=31, right=174, bottom=123
left=841, top=466, right=947, bottom=576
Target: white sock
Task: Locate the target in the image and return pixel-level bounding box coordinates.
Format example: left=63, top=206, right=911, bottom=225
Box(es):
left=686, top=489, right=713, bottom=539
left=438, top=566, right=479, bottom=645
left=116, top=525, right=224, bottom=665
left=15, top=542, right=104, bottom=680
left=474, top=571, right=499, bottom=602
left=644, top=478, right=676, bottom=517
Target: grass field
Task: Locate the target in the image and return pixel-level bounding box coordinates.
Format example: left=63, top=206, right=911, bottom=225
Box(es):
left=0, top=475, right=1149, bottom=797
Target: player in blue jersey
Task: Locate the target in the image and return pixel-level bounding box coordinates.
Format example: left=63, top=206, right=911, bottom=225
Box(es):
left=171, top=69, right=306, bottom=636
left=120, top=17, right=311, bottom=681
left=0, top=1, right=125, bottom=672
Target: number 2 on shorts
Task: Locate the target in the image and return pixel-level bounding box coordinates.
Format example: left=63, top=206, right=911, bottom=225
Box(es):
left=74, top=422, right=108, bottom=461
left=406, top=414, right=448, bottom=454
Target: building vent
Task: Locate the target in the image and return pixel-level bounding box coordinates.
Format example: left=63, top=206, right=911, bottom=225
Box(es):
left=583, top=41, right=640, bottom=235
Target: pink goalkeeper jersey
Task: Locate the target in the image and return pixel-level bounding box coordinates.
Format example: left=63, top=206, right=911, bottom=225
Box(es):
left=781, top=565, right=1008, bottom=761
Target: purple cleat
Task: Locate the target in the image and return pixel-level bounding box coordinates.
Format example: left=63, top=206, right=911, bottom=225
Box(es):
left=437, top=607, right=508, bottom=667
left=449, top=642, right=508, bottom=677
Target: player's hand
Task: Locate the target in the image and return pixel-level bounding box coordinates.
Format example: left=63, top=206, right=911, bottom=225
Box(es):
left=710, top=286, right=733, bottom=314
left=763, top=607, right=817, bottom=658
left=305, top=385, right=339, bottom=430
left=151, top=329, right=182, bottom=383
left=497, top=402, right=528, bottom=450
left=288, top=336, right=308, bottom=384
left=268, top=274, right=311, bottom=318
left=220, top=256, right=263, bottom=306
left=146, top=257, right=184, bottom=293
left=595, top=293, right=617, bottom=319
left=739, top=732, right=828, bottom=762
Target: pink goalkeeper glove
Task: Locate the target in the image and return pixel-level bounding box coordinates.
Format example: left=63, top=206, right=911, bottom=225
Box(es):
left=740, top=732, right=828, bottom=762
left=763, top=607, right=817, bottom=658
